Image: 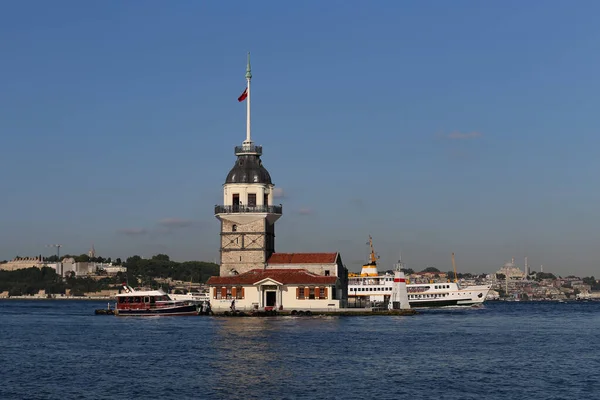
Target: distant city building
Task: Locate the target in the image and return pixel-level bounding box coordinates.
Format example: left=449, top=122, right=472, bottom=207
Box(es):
left=0, top=256, right=44, bottom=271
left=0, top=255, right=125, bottom=277
left=496, top=257, right=526, bottom=280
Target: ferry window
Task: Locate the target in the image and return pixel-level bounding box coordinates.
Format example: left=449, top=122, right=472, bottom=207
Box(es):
left=144, top=297, right=150, bottom=303
left=134, top=296, right=141, bottom=303
left=150, top=297, right=156, bottom=304
left=118, top=297, right=124, bottom=303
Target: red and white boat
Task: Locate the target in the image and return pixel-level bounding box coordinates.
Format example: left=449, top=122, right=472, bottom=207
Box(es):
left=115, top=286, right=199, bottom=317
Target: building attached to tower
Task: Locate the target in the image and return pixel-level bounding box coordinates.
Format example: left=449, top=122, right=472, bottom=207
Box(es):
left=207, top=54, right=348, bottom=311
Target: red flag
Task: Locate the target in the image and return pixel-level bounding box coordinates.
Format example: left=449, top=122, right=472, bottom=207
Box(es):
left=238, top=88, right=248, bottom=102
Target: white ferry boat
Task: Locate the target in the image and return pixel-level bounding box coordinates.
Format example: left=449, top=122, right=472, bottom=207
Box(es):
left=348, top=238, right=491, bottom=308
left=115, top=286, right=199, bottom=316
left=169, top=290, right=211, bottom=305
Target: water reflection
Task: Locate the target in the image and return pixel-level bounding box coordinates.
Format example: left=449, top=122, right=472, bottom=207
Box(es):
left=208, top=316, right=344, bottom=397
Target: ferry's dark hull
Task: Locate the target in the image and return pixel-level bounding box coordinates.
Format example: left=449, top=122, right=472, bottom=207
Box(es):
left=115, top=304, right=198, bottom=317
left=409, top=299, right=481, bottom=308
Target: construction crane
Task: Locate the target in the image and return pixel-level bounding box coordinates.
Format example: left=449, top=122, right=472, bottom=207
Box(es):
left=45, top=244, right=64, bottom=276
left=45, top=244, right=63, bottom=260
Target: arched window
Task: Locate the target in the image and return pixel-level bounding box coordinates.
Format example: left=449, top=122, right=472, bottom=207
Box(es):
left=232, top=224, right=237, bottom=232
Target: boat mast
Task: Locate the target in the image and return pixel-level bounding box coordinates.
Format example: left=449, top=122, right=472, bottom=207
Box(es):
left=451, top=252, right=458, bottom=283
left=368, top=235, right=378, bottom=265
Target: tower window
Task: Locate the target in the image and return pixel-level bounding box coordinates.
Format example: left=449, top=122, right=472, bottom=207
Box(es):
left=325, top=270, right=330, bottom=276
left=232, top=224, right=237, bottom=232
left=248, top=193, right=257, bottom=207
left=264, top=193, right=268, bottom=206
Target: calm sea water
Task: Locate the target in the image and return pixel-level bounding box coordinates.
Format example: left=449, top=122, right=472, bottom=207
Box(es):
left=0, top=300, right=598, bottom=400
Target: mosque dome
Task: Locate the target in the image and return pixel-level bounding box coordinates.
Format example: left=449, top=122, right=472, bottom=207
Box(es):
left=225, top=154, right=272, bottom=185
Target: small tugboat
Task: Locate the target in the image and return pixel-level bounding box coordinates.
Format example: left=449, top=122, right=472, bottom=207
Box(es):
left=114, top=285, right=199, bottom=317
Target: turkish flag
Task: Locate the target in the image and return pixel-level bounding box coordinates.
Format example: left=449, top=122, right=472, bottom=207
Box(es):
left=238, top=88, right=248, bottom=102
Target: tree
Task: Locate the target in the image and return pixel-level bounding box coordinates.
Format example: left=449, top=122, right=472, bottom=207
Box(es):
left=421, top=267, right=440, bottom=273
left=400, top=268, right=414, bottom=275
left=582, top=276, right=600, bottom=290
left=536, top=272, right=556, bottom=281
left=75, top=254, right=90, bottom=263
left=152, top=254, right=170, bottom=262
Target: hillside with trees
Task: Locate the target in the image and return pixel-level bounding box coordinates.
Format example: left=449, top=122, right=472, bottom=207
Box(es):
left=0, top=254, right=219, bottom=297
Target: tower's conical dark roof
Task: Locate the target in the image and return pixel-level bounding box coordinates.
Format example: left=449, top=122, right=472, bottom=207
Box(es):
left=225, top=154, right=272, bottom=184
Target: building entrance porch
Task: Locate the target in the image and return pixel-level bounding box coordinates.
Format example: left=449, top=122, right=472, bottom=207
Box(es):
left=259, top=284, right=282, bottom=309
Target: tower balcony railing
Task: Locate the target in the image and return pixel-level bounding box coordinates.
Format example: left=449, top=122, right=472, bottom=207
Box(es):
left=215, top=204, right=283, bottom=215
left=235, top=144, right=262, bottom=156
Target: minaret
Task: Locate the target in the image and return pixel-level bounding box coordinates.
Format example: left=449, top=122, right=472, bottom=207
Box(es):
left=215, top=53, right=282, bottom=277
left=88, top=244, right=96, bottom=259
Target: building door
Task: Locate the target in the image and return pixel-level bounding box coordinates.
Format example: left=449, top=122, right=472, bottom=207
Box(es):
left=265, top=291, right=277, bottom=307
left=232, top=194, right=240, bottom=212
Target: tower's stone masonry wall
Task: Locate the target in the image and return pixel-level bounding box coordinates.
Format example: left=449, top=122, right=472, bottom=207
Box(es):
left=219, top=255, right=266, bottom=276
left=219, top=218, right=270, bottom=276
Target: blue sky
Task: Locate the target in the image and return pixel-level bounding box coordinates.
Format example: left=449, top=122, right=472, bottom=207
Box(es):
left=1, top=1, right=599, bottom=276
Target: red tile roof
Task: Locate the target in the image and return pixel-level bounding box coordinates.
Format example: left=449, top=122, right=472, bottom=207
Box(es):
left=207, top=269, right=337, bottom=286
left=267, top=252, right=338, bottom=264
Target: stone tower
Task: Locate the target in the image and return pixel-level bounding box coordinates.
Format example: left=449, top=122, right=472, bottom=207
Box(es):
left=215, top=53, right=282, bottom=276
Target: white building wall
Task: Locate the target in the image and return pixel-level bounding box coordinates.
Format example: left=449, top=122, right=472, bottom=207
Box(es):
left=223, top=183, right=275, bottom=206
left=209, top=283, right=341, bottom=311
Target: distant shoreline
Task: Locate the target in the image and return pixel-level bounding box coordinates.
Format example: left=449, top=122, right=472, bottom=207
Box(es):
left=0, top=297, right=114, bottom=301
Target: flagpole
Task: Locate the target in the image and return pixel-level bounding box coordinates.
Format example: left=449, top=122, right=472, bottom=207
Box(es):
left=245, top=52, right=252, bottom=144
